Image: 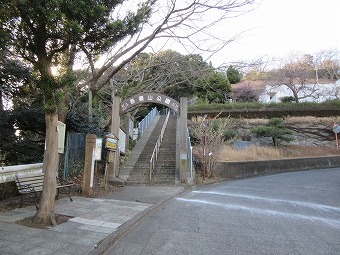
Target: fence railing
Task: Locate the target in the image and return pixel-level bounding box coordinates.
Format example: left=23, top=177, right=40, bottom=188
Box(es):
left=138, top=107, right=159, bottom=138
left=149, top=111, right=170, bottom=181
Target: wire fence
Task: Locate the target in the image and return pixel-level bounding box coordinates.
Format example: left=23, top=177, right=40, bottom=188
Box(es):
left=63, top=133, right=86, bottom=179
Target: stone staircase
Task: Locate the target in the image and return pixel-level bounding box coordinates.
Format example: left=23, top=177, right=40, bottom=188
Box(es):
left=150, top=115, right=177, bottom=184
left=125, top=115, right=165, bottom=184
left=119, top=114, right=177, bottom=185
left=118, top=115, right=160, bottom=182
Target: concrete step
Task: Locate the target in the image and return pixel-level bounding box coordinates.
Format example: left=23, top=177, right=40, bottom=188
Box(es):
left=123, top=114, right=178, bottom=185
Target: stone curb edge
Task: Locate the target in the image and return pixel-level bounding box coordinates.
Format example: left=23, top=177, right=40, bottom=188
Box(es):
left=84, top=187, right=189, bottom=255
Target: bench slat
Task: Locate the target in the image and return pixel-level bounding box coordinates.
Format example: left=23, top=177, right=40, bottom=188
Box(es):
left=18, top=180, right=44, bottom=185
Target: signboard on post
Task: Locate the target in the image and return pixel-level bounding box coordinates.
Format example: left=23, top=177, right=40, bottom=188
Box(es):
left=333, top=124, right=340, bottom=133
left=333, top=123, right=340, bottom=150
left=107, top=150, right=115, bottom=162
left=119, top=129, right=127, bottom=155
left=104, top=132, right=119, bottom=189
left=105, top=133, right=118, bottom=150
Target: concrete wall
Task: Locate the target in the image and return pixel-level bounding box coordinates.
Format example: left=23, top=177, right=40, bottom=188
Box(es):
left=0, top=163, right=43, bottom=183
left=218, top=156, right=340, bottom=179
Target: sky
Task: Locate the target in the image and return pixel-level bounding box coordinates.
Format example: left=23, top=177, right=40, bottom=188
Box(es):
left=208, top=0, right=340, bottom=66
left=145, top=0, right=340, bottom=67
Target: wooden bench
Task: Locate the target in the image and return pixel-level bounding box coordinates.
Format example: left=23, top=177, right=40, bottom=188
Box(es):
left=15, top=173, right=74, bottom=209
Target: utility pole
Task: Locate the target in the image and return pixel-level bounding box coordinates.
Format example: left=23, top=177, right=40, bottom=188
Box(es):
left=108, top=78, right=121, bottom=180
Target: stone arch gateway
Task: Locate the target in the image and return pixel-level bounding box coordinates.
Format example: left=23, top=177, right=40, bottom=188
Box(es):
left=107, top=93, right=188, bottom=183
left=120, top=93, right=180, bottom=115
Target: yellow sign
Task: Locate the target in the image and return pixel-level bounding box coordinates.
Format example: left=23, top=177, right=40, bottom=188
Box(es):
left=105, top=133, right=119, bottom=150
left=106, top=138, right=117, bottom=150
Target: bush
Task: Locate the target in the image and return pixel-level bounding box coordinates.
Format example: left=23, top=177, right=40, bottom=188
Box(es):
left=0, top=182, right=19, bottom=201
left=280, top=96, right=295, bottom=103
left=251, top=118, right=292, bottom=147
left=209, top=119, right=238, bottom=141
left=223, top=129, right=238, bottom=141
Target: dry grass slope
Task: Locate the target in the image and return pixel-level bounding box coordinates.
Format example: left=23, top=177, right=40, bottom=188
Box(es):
left=219, top=145, right=339, bottom=162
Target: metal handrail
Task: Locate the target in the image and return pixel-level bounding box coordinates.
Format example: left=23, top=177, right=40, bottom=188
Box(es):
left=149, top=111, right=170, bottom=181
left=138, top=107, right=158, bottom=138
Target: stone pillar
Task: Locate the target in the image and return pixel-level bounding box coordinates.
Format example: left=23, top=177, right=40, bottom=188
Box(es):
left=108, top=96, right=121, bottom=180
left=124, top=113, right=131, bottom=151
left=82, top=134, right=96, bottom=197
left=179, top=97, right=188, bottom=183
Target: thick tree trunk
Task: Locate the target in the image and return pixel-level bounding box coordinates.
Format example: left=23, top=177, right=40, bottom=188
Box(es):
left=292, top=90, right=299, bottom=103
left=33, top=112, right=58, bottom=226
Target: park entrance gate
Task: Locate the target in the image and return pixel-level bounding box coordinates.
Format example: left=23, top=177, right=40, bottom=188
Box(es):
left=108, top=93, right=188, bottom=183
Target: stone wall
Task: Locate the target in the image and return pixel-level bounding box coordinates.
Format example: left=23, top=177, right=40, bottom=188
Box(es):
left=0, top=163, right=43, bottom=183
left=218, top=156, right=340, bottom=179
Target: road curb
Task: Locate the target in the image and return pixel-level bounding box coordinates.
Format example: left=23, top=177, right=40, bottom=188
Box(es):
left=85, top=187, right=188, bottom=255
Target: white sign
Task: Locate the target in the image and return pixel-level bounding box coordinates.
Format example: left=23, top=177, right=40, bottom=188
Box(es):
left=94, top=138, right=102, bottom=161
left=57, top=121, right=66, bottom=154
left=90, top=149, right=95, bottom=187
left=119, top=129, right=126, bottom=154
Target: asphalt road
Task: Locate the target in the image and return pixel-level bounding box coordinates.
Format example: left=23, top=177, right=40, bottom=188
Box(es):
left=105, top=168, right=340, bottom=255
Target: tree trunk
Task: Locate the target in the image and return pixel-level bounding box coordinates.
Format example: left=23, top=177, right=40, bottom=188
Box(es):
left=293, top=91, right=299, bottom=103
left=33, top=112, right=58, bottom=226
left=58, top=94, right=69, bottom=123
left=272, top=137, right=278, bottom=148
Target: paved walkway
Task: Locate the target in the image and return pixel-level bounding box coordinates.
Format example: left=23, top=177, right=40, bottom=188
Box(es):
left=0, top=186, right=185, bottom=255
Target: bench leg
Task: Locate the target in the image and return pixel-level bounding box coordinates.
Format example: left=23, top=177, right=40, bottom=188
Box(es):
left=34, top=192, right=39, bottom=210
left=20, top=194, right=23, bottom=208
left=68, top=187, right=73, bottom=202
left=56, top=187, right=73, bottom=201
left=55, top=188, right=60, bottom=200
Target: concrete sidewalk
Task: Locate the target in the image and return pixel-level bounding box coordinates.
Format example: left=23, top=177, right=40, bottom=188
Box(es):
left=0, top=185, right=185, bottom=255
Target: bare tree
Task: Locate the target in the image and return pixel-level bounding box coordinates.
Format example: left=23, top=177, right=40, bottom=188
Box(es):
left=314, top=49, right=340, bottom=81
left=328, top=85, right=340, bottom=100
left=268, top=53, right=317, bottom=103
left=220, top=55, right=275, bottom=81
left=189, top=116, right=228, bottom=179
left=78, top=0, right=256, bottom=94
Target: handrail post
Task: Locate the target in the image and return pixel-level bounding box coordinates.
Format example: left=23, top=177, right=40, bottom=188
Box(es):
left=149, top=157, right=152, bottom=181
